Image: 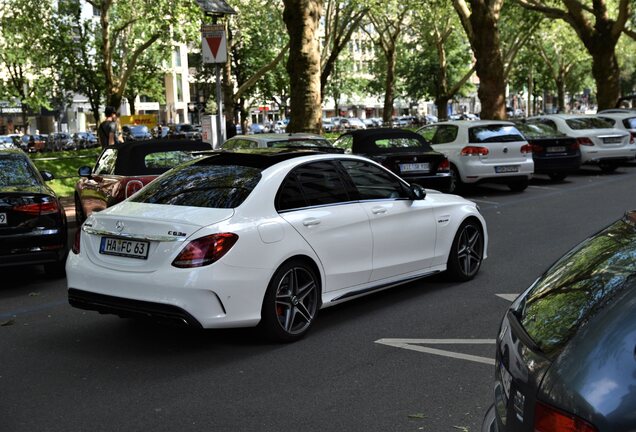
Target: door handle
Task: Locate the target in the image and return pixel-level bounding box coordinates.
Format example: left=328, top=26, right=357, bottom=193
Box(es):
left=302, top=218, right=321, bottom=227
left=371, top=207, right=387, bottom=215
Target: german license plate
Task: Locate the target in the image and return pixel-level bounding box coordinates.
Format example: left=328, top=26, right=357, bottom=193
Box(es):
left=495, top=165, right=519, bottom=173
left=603, top=136, right=623, bottom=144
left=400, top=162, right=430, bottom=173
left=546, top=146, right=566, bottom=153
left=0, top=213, right=6, bottom=225
left=99, top=237, right=149, bottom=259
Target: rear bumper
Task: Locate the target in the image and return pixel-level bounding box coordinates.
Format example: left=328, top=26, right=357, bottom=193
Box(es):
left=533, top=154, right=581, bottom=174
left=68, top=288, right=202, bottom=328
left=0, top=248, right=66, bottom=267
left=0, top=228, right=67, bottom=267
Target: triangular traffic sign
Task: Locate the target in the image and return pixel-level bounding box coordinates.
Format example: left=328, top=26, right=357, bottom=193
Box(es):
left=206, top=36, right=223, bottom=60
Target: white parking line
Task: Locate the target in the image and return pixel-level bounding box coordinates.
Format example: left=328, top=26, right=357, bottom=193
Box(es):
left=496, top=294, right=519, bottom=302
left=375, top=338, right=496, bottom=365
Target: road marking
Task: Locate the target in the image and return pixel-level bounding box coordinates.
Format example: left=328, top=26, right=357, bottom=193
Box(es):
left=496, top=294, right=518, bottom=302
left=375, top=338, right=496, bottom=365
left=529, top=185, right=559, bottom=191
left=469, top=198, right=500, bottom=205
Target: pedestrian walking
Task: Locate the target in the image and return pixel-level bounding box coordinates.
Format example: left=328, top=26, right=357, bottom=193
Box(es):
left=98, top=106, right=123, bottom=148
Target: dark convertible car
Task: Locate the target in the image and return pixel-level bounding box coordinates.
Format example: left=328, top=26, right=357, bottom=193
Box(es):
left=74, top=139, right=212, bottom=224
left=483, top=210, right=636, bottom=432
left=0, top=149, right=67, bottom=276
left=332, top=128, right=452, bottom=192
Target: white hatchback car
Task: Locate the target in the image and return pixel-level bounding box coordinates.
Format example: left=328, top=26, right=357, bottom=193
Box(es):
left=67, top=150, right=487, bottom=342
left=527, top=114, right=635, bottom=172
left=417, top=120, right=534, bottom=193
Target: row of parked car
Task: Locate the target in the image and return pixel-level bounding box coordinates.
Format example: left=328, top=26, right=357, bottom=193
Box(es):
left=0, top=132, right=100, bottom=152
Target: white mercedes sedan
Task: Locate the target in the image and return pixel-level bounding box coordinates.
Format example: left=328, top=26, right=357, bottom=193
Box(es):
left=67, top=150, right=488, bottom=342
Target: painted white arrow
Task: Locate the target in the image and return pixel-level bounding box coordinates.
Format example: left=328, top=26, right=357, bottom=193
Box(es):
left=375, top=338, right=496, bottom=366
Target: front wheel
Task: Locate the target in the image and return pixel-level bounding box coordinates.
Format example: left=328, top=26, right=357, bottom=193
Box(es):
left=446, top=220, right=484, bottom=282
left=260, top=260, right=320, bottom=343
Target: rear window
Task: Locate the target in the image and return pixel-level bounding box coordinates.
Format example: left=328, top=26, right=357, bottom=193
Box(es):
left=623, top=117, right=636, bottom=129
left=269, top=139, right=331, bottom=148
left=469, top=125, right=524, bottom=143
left=130, top=162, right=261, bottom=208
left=371, top=136, right=431, bottom=151
left=0, top=154, right=40, bottom=187
left=517, top=215, right=636, bottom=356
left=565, top=117, right=612, bottom=130
left=516, top=123, right=566, bottom=139
left=143, top=151, right=199, bottom=170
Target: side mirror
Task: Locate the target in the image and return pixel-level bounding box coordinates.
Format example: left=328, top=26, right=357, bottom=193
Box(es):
left=78, top=166, right=92, bottom=177
left=40, top=171, right=54, bottom=181
left=409, top=183, right=426, bottom=200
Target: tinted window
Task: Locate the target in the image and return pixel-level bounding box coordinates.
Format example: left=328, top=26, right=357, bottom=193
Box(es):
left=223, top=139, right=257, bottom=150
left=417, top=126, right=436, bottom=142
left=144, top=151, right=199, bottom=170
left=340, top=160, right=407, bottom=200
left=623, top=117, right=636, bottom=129
left=333, top=135, right=353, bottom=151
left=277, top=161, right=349, bottom=210
left=0, top=153, right=40, bottom=186
left=516, top=122, right=566, bottom=138
left=565, top=117, right=612, bottom=130
left=93, top=149, right=117, bottom=175
left=371, top=136, right=431, bottom=151
left=432, top=125, right=458, bottom=144
left=518, top=216, right=636, bottom=356
left=469, top=125, right=524, bottom=143
left=130, top=163, right=261, bottom=208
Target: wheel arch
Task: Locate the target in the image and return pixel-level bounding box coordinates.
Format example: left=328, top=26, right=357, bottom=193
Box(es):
left=268, top=254, right=324, bottom=307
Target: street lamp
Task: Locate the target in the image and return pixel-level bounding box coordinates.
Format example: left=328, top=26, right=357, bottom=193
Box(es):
left=196, top=0, right=236, bottom=147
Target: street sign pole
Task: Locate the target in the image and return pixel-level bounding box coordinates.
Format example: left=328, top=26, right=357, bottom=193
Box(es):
left=215, top=64, right=223, bottom=147
left=202, top=23, right=228, bottom=147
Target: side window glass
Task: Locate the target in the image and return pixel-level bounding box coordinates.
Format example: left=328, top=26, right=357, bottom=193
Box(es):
left=418, top=127, right=436, bottom=142
left=296, top=161, right=350, bottom=206
left=436, top=125, right=459, bottom=144
left=277, top=175, right=307, bottom=211
left=93, top=149, right=117, bottom=175
left=333, top=135, right=353, bottom=152
left=339, top=160, right=407, bottom=200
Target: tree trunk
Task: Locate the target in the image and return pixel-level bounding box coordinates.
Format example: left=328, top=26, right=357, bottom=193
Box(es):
left=382, top=48, right=396, bottom=124
left=283, top=0, right=323, bottom=133
left=435, top=98, right=449, bottom=121
left=223, top=50, right=234, bottom=121
left=556, top=77, right=566, bottom=113
left=590, top=47, right=620, bottom=111
left=527, top=68, right=533, bottom=117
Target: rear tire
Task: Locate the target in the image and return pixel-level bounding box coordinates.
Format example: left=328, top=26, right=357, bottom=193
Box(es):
left=446, top=220, right=484, bottom=282
left=260, top=260, right=320, bottom=343
left=74, top=194, right=86, bottom=225
left=448, top=165, right=464, bottom=194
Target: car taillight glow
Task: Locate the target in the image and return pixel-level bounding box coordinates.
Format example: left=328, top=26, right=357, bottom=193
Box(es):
left=520, top=144, right=533, bottom=154
left=532, top=144, right=544, bottom=153
left=460, top=146, right=489, bottom=156
left=630, top=132, right=635, bottom=144
left=534, top=401, right=598, bottom=432
left=437, top=158, right=450, bottom=172
left=13, top=200, right=60, bottom=215
left=570, top=141, right=580, bottom=150
left=172, top=233, right=239, bottom=268
left=576, top=137, right=594, bottom=146
left=125, top=180, right=144, bottom=198
left=72, top=229, right=81, bottom=254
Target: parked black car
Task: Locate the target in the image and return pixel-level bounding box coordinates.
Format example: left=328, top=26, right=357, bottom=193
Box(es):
left=482, top=210, right=636, bottom=432
left=71, top=132, right=98, bottom=150
left=122, top=125, right=152, bottom=141
left=168, top=123, right=200, bottom=140
left=514, top=121, right=581, bottom=181
left=50, top=132, right=73, bottom=151
left=332, top=128, right=452, bottom=192
left=0, top=149, right=67, bottom=276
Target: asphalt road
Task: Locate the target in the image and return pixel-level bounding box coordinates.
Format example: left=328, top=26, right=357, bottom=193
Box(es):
left=2, top=166, right=636, bottom=432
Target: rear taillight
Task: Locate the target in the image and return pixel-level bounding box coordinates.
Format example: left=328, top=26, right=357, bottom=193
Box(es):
left=570, top=141, right=580, bottom=150
left=13, top=200, right=60, bottom=215
left=460, top=146, right=489, bottom=156
left=172, top=233, right=238, bottom=268
left=576, top=137, right=594, bottom=146
left=520, top=144, right=533, bottom=154
left=72, top=229, right=81, bottom=254
left=125, top=180, right=144, bottom=198
left=630, top=132, right=635, bottom=144
left=437, top=158, right=450, bottom=172
left=534, top=401, right=598, bottom=432
left=532, top=144, right=544, bottom=154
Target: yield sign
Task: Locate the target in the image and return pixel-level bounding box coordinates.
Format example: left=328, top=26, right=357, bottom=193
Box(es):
left=201, top=24, right=227, bottom=63
left=375, top=338, right=496, bottom=365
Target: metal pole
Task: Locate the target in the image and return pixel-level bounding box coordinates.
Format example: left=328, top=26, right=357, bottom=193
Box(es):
left=215, top=65, right=223, bottom=146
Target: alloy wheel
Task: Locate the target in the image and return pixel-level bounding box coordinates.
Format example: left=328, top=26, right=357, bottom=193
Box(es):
left=274, top=267, right=318, bottom=335
left=456, top=224, right=483, bottom=277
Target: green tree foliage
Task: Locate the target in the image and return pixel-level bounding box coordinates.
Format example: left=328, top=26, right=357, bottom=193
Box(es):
left=0, top=0, right=56, bottom=128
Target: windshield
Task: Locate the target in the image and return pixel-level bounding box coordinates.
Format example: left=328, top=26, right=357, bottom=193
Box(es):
left=565, top=117, right=613, bottom=130
left=517, top=215, right=636, bottom=357
left=130, top=161, right=261, bottom=208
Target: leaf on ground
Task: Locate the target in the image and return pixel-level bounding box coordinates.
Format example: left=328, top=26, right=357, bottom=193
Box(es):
left=408, top=413, right=427, bottom=420
left=1, top=319, right=15, bottom=327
